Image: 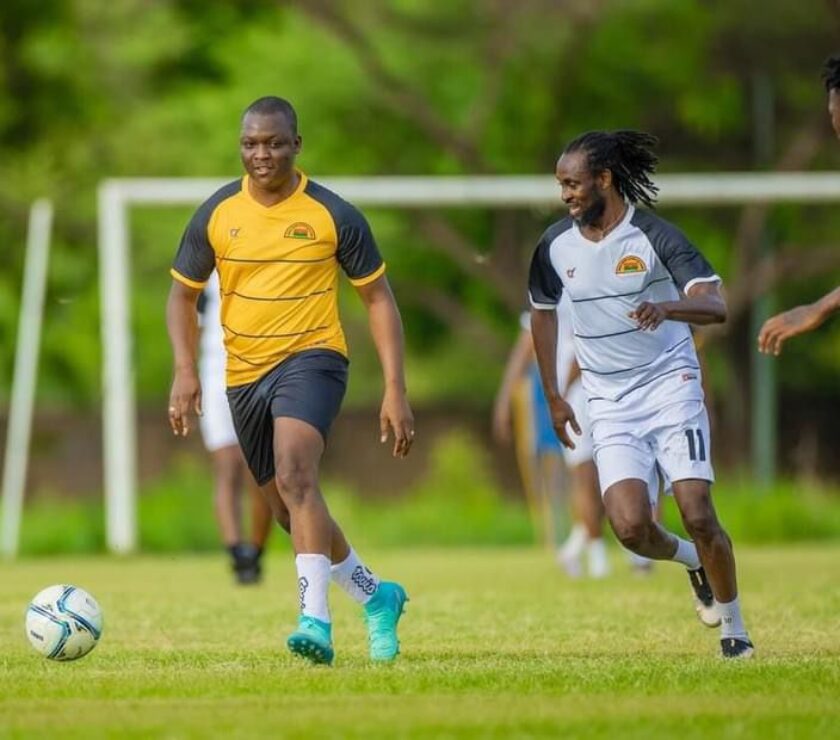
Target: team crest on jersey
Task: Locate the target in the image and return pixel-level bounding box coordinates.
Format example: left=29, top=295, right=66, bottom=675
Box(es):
left=615, top=255, right=647, bottom=275
left=284, top=222, right=316, bottom=240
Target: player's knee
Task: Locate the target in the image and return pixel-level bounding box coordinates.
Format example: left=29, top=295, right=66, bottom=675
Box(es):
left=274, top=463, right=316, bottom=506
left=681, top=509, right=720, bottom=544
left=611, top=518, right=649, bottom=552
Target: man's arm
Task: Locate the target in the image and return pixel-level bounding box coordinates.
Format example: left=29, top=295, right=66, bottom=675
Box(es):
left=630, top=281, right=727, bottom=330
left=758, top=286, right=840, bottom=355
left=492, top=330, right=534, bottom=445
left=166, top=280, right=203, bottom=436
left=353, top=275, right=415, bottom=458
left=530, top=307, right=580, bottom=449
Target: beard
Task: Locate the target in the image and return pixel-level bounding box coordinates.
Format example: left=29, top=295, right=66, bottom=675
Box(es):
left=576, top=192, right=607, bottom=227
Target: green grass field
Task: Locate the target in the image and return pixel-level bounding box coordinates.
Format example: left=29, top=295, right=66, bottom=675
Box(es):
left=2, top=545, right=839, bottom=739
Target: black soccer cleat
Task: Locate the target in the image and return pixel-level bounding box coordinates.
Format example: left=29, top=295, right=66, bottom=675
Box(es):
left=687, top=566, right=721, bottom=628
left=721, top=637, right=754, bottom=659
left=232, top=544, right=263, bottom=585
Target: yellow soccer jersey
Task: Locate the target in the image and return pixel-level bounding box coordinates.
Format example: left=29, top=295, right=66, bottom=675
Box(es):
left=171, top=172, right=385, bottom=387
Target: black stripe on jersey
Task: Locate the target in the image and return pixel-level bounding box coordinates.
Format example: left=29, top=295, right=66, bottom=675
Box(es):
left=571, top=276, right=671, bottom=304
left=223, top=324, right=330, bottom=340
left=575, top=326, right=641, bottom=340
left=587, top=363, right=700, bottom=403
left=217, top=255, right=334, bottom=264
left=225, top=349, right=268, bottom=368
left=222, top=288, right=333, bottom=302
left=579, top=336, right=691, bottom=376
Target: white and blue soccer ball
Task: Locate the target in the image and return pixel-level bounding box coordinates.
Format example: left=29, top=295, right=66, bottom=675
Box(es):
left=25, top=585, right=103, bottom=661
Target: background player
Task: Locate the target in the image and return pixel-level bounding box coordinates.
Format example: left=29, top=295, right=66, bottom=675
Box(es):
left=528, top=130, right=753, bottom=658
left=198, top=271, right=272, bottom=584
left=493, top=303, right=609, bottom=578
left=167, top=96, right=414, bottom=665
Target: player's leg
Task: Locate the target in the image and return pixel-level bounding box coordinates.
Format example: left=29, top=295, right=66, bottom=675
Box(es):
left=603, top=477, right=692, bottom=560
left=210, top=444, right=243, bottom=549
left=271, top=416, right=336, bottom=664
left=596, top=432, right=701, bottom=566
left=672, top=481, right=752, bottom=657
left=656, top=401, right=752, bottom=657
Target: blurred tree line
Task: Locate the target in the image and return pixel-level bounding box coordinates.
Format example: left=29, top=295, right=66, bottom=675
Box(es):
left=1, top=0, right=839, bottom=470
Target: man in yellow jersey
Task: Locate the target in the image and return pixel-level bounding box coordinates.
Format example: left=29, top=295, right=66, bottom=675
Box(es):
left=166, top=96, right=415, bottom=665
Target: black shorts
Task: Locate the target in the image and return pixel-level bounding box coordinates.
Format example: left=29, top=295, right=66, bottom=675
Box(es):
left=226, top=349, right=349, bottom=486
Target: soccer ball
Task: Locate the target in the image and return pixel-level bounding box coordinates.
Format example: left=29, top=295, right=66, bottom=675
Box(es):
left=25, top=585, right=103, bottom=661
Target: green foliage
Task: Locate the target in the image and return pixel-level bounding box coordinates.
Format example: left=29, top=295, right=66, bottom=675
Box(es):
left=0, top=0, right=838, bottom=461
left=14, top=431, right=840, bottom=556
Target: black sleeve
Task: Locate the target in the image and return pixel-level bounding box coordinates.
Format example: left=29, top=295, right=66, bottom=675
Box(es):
left=635, top=212, right=718, bottom=291
left=335, top=204, right=383, bottom=281
left=171, top=180, right=240, bottom=285
left=171, top=206, right=216, bottom=285
left=528, top=232, right=564, bottom=307
left=304, top=180, right=383, bottom=281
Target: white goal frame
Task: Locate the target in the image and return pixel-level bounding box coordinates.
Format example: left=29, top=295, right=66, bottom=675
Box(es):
left=98, top=172, right=840, bottom=553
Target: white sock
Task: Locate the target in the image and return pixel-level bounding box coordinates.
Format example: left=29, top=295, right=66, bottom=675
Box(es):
left=587, top=538, right=610, bottom=578
left=671, top=536, right=701, bottom=570
left=561, top=524, right=587, bottom=559
left=331, top=548, right=380, bottom=605
left=717, top=597, right=748, bottom=640
left=295, top=553, right=331, bottom=622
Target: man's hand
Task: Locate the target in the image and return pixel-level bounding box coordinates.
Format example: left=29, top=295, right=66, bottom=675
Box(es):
left=758, top=304, right=824, bottom=356
left=168, top=366, right=202, bottom=437
left=548, top=396, right=581, bottom=449
left=629, top=301, right=669, bottom=331
left=379, top=386, right=415, bottom=458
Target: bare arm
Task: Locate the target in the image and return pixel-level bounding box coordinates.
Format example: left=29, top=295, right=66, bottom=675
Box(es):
left=354, top=275, right=415, bottom=458
left=630, top=281, right=727, bottom=330
left=530, top=307, right=580, bottom=449
left=758, top=285, right=840, bottom=355
left=492, top=329, right=534, bottom=445
left=166, top=280, right=202, bottom=436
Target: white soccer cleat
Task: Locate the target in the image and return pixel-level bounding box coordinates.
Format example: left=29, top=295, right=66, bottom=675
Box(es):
left=687, top=567, right=722, bottom=628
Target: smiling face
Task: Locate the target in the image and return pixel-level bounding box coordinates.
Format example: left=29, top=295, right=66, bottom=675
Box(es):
left=239, top=111, right=301, bottom=192
left=555, top=150, right=610, bottom=227
left=829, top=88, right=840, bottom=140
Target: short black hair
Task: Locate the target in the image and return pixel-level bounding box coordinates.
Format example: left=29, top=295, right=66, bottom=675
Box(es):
left=242, top=96, right=298, bottom=135
left=823, top=55, right=840, bottom=93
left=563, top=130, right=659, bottom=209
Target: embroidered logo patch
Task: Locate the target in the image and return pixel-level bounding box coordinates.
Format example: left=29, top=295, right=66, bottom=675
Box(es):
left=615, top=255, right=647, bottom=275
left=229, top=227, right=241, bottom=238
left=284, top=222, right=316, bottom=240
left=566, top=267, right=576, bottom=279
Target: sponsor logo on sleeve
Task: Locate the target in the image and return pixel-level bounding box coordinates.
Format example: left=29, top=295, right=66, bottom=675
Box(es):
left=615, top=255, right=647, bottom=275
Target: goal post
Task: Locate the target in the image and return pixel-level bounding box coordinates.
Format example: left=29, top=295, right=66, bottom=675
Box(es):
left=97, top=172, right=840, bottom=553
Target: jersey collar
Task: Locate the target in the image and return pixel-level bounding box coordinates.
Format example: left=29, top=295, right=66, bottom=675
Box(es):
left=572, top=203, right=635, bottom=245
left=241, top=169, right=308, bottom=209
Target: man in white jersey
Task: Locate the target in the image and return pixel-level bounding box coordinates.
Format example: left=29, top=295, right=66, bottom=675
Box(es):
left=528, top=130, right=753, bottom=658
left=198, top=271, right=272, bottom=583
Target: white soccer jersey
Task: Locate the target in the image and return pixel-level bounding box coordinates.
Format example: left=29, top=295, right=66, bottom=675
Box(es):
left=528, top=205, right=720, bottom=410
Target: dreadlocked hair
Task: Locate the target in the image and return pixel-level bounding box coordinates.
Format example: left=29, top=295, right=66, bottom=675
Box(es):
left=823, top=55, right=840, bottom=92
left=564, top=130, right=660, bottom=209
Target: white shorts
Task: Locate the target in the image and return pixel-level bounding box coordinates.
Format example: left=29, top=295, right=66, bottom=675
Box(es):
left=198, top=354, right=238, bottom=453
left=563, top=380, right=593, bottom=468
left=591, top=399, right=714, bottom=504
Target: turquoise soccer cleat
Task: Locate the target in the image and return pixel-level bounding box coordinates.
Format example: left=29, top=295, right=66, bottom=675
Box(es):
left=286, top=615, right=334, bottom=665
left=364, top=581, right=408, bottom=662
